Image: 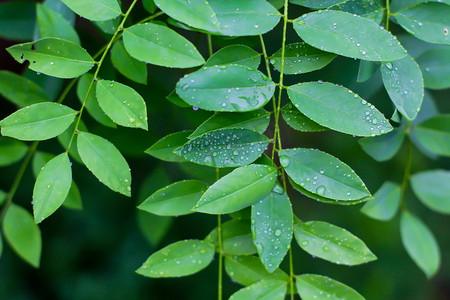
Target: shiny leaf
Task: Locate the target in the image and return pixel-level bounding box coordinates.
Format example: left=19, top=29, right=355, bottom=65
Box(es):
left=229, top=280, right=287, bottom=300
left=60, top=0, right=121, bottom=21
left=281, top=103, right=327, bottom=132
left=296, top=274, right=365, bottom=300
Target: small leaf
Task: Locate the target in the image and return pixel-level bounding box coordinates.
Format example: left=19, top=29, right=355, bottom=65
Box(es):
left=381, top=56, right=424, bottom=121
left=110, top=41, right=147, bottom=84
left=417, top=47, right=450, bottom=90
left=270, top=43, right=336, bottom=75
left=145, top=130, right=192, bottom=163
left=294, top=221, right=376, bottom=265
left=189, top=109, right=270, bottom=139
left=36, top=4, right=80, bottom=45
left=357, top=60, right=379, bottom=83
left=3, top=204, right=42, bottom=268
left=296, top=274, right=365, bottom=300
left=293, top=10, right=407, bottom=61
left=176, top=65, right=275, bottom=112
left=33, top=153, right=72, bottom=223
left=123, top=23, right=205, bottom=68
left=166, top=90, right=191, bottom=107
left=0, top=138, right=28, bottom=167
left=60, top=0, right=121, bottom=21
left=229, top=280, right=287, bottom=300
left=0, top=102, right=77, bottom=141
left=0, top=71, right=49, bottom=107
left=32, top=151, right=55, bottom=178
left=361, top=181, right=402, bottom=221
left=143, top=0, right=157, bottom=14
left=204, top=45, right=261, bottom=69
left=139, top=180, right=208, bottom=216
left=287, top=82, right=393, bottom=137
left=77, top=131, right=132, bottom=196
left=137, top=211, right=173, bottom=247
left=395, top=3, right=450, bottom=45
left=64, top=182, right=83, bottom=210
left=96, top=80, right=148, bottom=130
left=56, top=119, right=88, bottom=163
left=281, top=103, right=327, bottom=132
left=251, top=189, right=293, bottom=272
left=412, top=115, right=450, bottom=157
left=410, top=169, right=450, bottom=214
left=136, top=240, right=215, bottom=277
left=358, top=128, right=405, bottom=161
left=290, top=0, right=344, bottom=9
left=0, top=1, right=35, bottom=41
left=194, top=164, right=277, bottom=214
left=400, top=211, right=441, bottom=278
left=279, top=148, right=371, bottom=201
left=176, top=128, right=269, bottom=168
left=94, top=17, right=122, bottom=35
left=206, top=219, right=257, bottom=255
left=7, top=38, right=95, bottom=78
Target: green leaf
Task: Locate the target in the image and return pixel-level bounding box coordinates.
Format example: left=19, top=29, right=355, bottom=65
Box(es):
left=166, top=90, right=191, bottom=107
left=206, top=219, right=257, bottom=255
left=279, top=148, right=371, bottom=201
left=145, top=130, right=192, bottom=163
left=0, top=138, right=28, bottom=167
left=176, top=128, right=269, bottom=168
left=225, top=255, right=289, bottom=286
left=60, top=0, right=121, bottom=21
left=294, top=221, right=376, bottom=265
left=293, top=10, right=407, bottom=61
left=287, top=82, right=393, bottom=137
left=400, top=211, right=441, bottom=278
left=189, top=110, right=270, bottom=139
left=290, top=0, right=344, bottom=9
left=77, top=131, right=132, bottom=196
left=381, top=56, right=424, bottom=121
left=176, top=65, right=275, bottom=112
left=76, top=74, right=116, bottom=128
left=64, top=182, right=83, bottom=210
left=281, top=103, right=327, bottom=132
left=7, top=38, right=95, bottom=78
left=3, top=204, right=42, bottom=268
left=329, top=0, right=384, bottom=23
left=229, top=280, right=287, bottom=300
left=36, top=4, right=80, bottom=45
left=136, top=240, right=215, bottom=277
left=395, top=3, right=450, bottom=45
left=153, top=0, right=220, bottom=33
left=417, top=47, right=450, bottom=90
left=137, top=211, right=173, bottom=247
left=0, top=102, right=77, bottom=141
left=0, top=190, right=6, bottom=206
left=94, top=17, right=122, bottom=34
left=194, top=164, right=277, bottom=214
left=361, top=181, right=402, bottom=221
left=33, top=153, right=72, bottom=223
left=357, top=60, right=379, bottom=83
left=0, top=71, right=49, bottom=107
left=358, top=128, right=405, bottom=161
left=296, top=274, right=365, bottom=300
left=139, top=180, right=208, bottom=216
left=251, top=189, right=293, bottom=272
left=143, top=0, right=157, bottom=14
left=0, top=1, right=35, bottom=41
left=56, top=119, right=87, bottom=163
left=410, top=170, right=450, bottom=214
left=110, top=41, right=147, bottom=84
left=270, top=43, right=336, bottom=75
left=204, top=45, right=261, bottom=69
left=0, top=233, right=2, bottom=258
left=32, top=151, right=55, bottom=177
left=96, top=80, right=148, bottom=130
left=412, top=115, right=450, bottom=156
left=208, top=0, right=281, bottom=36
left=123, top=23, right=205, bottom=68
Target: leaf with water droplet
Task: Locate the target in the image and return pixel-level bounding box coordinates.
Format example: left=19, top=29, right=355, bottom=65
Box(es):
left=296, top=274, right=365, bottom=300
left=329, top=0, right=384, bottom=24
left=60, top=0, right=121, bottom=21
left=281, top=103, right=327, bottom=132
left=361, top=181, right=402, bottom=221
left=229, top=279, right=287, bottom=300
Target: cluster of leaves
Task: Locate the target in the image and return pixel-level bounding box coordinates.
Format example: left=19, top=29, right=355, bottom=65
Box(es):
left=0, top=0, right=448, bottom=299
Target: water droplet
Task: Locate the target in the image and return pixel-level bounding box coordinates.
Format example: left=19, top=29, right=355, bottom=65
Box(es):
left=279, top=156, right=290, bottom=168
left=385, top=62, right=393, bottom=70
left=274, top=229, right=282, bottom=236
left=316, top=185, right=326, bottom=196
left=272, top=183, right=284, bottom=194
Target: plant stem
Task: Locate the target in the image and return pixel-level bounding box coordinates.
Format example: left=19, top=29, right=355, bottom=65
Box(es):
left=400, top=130, right=412, bottom=210
left=386, top=0, right=390, bottom=31
left=207, top=34, right=213, bottom=57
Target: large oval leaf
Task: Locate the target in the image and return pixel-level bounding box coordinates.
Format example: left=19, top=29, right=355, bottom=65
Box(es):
left=293, top=10, right=407, bottom=61
left=60, top=0, right=121, bottom=21
left=139, top=180, right=208, bottom=216
left=0, top=102, right=77, bottom=141
left=136, top=240, right=215, bottom=277
left=412, top=115, right=450, bottom=157
left=410, top=170, right=450, bottom=214
left=145, top=130, right=192, bottom=163
left=110, top=41, right=147, bottom=85
left=96, top=80, right=148, bottom=130
left=123, top=23, right=205, bottom=68
left=400, top=211, right=441, bottom=278
left=176, top=65, right=275, bottom=112
left=3, top=204, right=42, bottom=268
left=417, top=47, right=450, bottom=90
left=279, top=148, right=371, bottom=201
left=194, top=164, right=277, bottom=214
left=0, top=71, right=49, bottom=107
left=294, top=221, right=376, bottom=265
left=36, top=4, right=80, bottom=45
left=204, top=45, right=261, bottom=69
left=77, top=132, right=131, bottom=196
left=287, top=82, right=393, bottom=136
left=33, top=153, right=72, bottom=223
left=229, top=280, right=287, bottom=300
left=7, top=38, right=94, bottom=78
left=296, top=274, right=365, bottom=300
left=0, top=138, right=28, bottom=167
left=176, top=128, right=269, bottom=168
left=381, top=56, right=424, bottom=121
left=251, top=189, right=293, bottom=272
left=361, top=181, right=402, bottom=221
